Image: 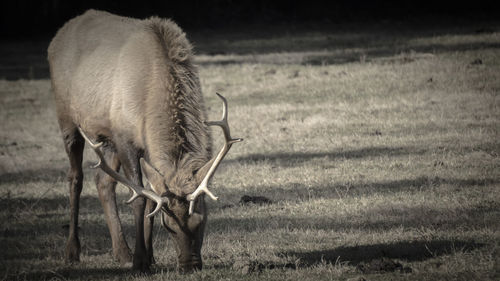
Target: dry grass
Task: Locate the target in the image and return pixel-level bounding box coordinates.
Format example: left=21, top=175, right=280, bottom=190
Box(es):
left=1, top=20, right=499, bottom=280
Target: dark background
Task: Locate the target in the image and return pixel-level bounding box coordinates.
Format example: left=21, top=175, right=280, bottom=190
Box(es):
left=0, top=0, right=498, bottom=80
left=1, top=0, right=498, bottom=38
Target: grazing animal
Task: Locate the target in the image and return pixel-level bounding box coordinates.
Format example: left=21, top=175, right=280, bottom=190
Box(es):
left=48, top=9, right=242, bottom=272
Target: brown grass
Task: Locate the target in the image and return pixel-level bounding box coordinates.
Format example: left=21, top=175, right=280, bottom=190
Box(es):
left=1, top=20, right=499, bottom=280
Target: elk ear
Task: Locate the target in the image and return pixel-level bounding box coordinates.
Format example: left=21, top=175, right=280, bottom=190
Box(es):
left=140, top=158, right=166, bottom=195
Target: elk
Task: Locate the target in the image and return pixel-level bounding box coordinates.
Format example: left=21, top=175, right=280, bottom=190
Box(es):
left=47, top=9, right=242, bottom=272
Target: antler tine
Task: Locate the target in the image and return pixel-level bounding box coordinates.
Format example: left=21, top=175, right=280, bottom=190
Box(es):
left=205, top=93, right=244, bottom=144
left=187, top=93, right=243, bottom=215
left=78, top=127, right=168, bottom=218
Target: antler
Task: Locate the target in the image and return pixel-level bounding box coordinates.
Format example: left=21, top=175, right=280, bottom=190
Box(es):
left=186, top=93, right=243, bottom=214
left=78, top=127, right=169, bottom=218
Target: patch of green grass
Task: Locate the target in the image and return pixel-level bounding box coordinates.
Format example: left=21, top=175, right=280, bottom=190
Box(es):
left=1, top=20, right=499, bottom=280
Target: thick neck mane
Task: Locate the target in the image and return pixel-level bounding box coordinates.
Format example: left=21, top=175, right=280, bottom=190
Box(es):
left=143, top=17, right=211, bottom=174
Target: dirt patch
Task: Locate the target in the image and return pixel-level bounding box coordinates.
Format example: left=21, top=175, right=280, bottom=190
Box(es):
left=357, top=258, right=412, bottom=273
left=239, top=195, right=273, bottom=205
left=232, top=259, right=296, bottom=275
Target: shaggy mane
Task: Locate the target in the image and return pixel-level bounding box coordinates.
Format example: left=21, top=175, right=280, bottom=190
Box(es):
left=144, top=17, right=211, bottom=177
left=146, top=17, right=193, bottom=63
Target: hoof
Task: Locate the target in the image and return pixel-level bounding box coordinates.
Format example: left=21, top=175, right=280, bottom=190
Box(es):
left=148, top=255, right=156, bottom=265
left=115, top=247, right=132, bottom=266
left=132, top=256, right=151, bottom=273
left=65, top=240, right=81, bottom=264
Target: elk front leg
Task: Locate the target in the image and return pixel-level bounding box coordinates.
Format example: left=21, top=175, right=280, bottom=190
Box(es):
left=116, top=142, right=150, bottom=272
left=144, top=198, right=156, bottom=265
left=94, top=148, right=132, bottom=265
left=62, top=126, right=85, bottom=263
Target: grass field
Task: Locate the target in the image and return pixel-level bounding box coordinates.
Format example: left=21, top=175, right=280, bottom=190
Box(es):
left=1, top=19, right=499, bottom=280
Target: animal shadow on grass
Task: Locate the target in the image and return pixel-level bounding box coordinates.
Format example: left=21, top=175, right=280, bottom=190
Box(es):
left=12, top=267, right=134, bottom=281
left=0, top=194, right=135, bottom=261
left=14, top=265, right=190, bottom=281
left=12, top=265, right=187, bottom=281
left=282, top=240, right=484, bottom=269
left=229, top=146, right=423, bottom=168
left=0, top=168, right=66, bottom=184
left=0, top=161, right=100, bottom=184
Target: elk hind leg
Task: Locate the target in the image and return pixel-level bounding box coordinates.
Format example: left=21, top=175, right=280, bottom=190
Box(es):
left=95, top=149, right=133, bottom=265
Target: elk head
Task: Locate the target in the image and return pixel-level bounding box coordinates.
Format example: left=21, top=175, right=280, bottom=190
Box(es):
left=79, top=93, right=242, bottom=272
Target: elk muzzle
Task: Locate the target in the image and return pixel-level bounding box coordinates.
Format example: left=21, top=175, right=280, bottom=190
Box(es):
left=175, top=235, right=203, bottom=273
left=178, top=253, right=202, bottom=272
left=161, top=210, right=205, bottom=273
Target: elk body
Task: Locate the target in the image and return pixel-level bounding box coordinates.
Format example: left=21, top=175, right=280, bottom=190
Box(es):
left=47, top=9, right=241, bottom=272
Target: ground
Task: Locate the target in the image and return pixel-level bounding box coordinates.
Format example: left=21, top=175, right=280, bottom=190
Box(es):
left=0, top=18, right=499, bottom=280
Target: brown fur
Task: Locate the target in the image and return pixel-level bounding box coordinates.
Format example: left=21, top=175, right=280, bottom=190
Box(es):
left=48, top=9, right=212, bottom=190
left=48, top=9, right=212, bottom=272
